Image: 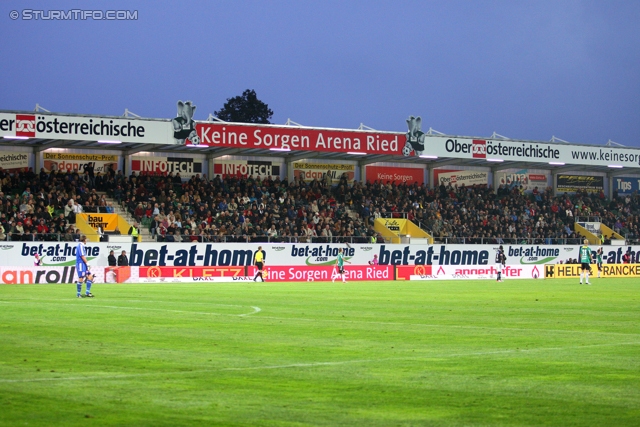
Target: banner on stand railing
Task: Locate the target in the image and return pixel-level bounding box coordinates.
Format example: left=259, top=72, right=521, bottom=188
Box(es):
left=4, top=242, right=640, bottom=268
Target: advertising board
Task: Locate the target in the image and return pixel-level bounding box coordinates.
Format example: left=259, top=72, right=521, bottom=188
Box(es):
left=613, top=176, right=640, bottom=195
left=556, top=175, right=604, bottom=194
left=0, top=112, right=172, bottom=144
left=4, top=242, right=640, bottom=268
left=0, top=152, right=30, bottom=171
left=405, top=265, right=542, bottom=280
left=544, top=263, right=640, bottom=279
left=292, top=162, right=355, bottom=184
left=131, top=156, right=203, bottom=179
left=434, top=169, right=488, bottom=187
left=191, top=122, right=400, bottom=156
left=497, top=170, right=548, bottom=192
left=43, top=152, right=118, bottom=174
left=365, top=166, right=424, bottom=185
left=247, top=265, right=394, bottom=282
left=213, top=160, right=281, bottom=179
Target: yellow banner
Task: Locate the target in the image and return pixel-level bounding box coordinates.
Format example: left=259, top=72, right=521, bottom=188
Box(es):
left=292, top=162, right=355, bottom=184
left=544, top=263, right=640, bottom=278
left=79, top=214, right=121, bottom=231
left=43, top=153, right=119, bottom=162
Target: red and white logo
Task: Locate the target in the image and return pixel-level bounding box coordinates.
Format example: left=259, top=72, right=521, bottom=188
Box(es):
left=472, top=140, right=486, bottom=158
left=450, top=175, right=457, bottom=184
left=15, top=115, right=36, bottom=138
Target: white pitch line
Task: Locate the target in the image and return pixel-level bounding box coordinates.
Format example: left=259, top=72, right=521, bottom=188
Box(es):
left=0, top=301, right=261, bottom=318
left=0, top=341, right=638, bottom=384
left=238, top=306, right=262, bottom=317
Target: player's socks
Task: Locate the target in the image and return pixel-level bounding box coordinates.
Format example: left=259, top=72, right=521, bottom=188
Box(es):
left=76, top=282, right=82, bottom=296
left=86, top=280, right=92, bottom=294
left=579, top=272, right=583, bottom=284
left=497, top=272, right=501, bottom=282
left=585, top=273, right=590, bottom=284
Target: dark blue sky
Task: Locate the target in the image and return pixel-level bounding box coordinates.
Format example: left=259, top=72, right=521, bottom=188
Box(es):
left=1, top=0, right=638, bottom=146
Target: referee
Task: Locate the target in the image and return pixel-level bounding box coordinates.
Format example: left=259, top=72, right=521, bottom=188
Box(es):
left=253, top=246, right=266, bottom=282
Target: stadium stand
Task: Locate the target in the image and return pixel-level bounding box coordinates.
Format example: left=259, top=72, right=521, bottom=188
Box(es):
left=1, top=164, right=638, bottom=245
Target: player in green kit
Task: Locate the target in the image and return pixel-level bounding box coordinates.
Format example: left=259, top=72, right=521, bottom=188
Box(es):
left=596, top=247, right=604, bottom=278
left=579, top=239, right=592, bottom=285
left=332, top=248, right=351, bottom=283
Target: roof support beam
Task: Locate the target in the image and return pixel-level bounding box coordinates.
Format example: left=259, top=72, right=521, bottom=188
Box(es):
left=34, top=140, right=61, bottom=152
left=359, top=155, right=394, bottom=167
left=207, top=148, right=242, bottom=159
left=125, top=144, right=156, bottom=156
left=287, top=151, right=320, bottom=162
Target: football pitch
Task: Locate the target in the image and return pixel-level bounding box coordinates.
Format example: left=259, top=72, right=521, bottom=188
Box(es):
left=0, top=278, right=638, bottom=426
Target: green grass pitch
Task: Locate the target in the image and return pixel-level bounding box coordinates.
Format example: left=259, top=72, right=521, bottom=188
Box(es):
left=0, top=278, right=639, bottom=426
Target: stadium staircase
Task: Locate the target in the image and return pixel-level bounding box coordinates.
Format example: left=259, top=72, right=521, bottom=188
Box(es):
left=99, top=192, right=152, bottom=242
left=574, top=217, right=625, bottom=245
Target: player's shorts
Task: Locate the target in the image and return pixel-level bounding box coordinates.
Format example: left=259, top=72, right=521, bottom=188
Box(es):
left=76, top=262, right=87, bottom=279
left=255, top=262, right=264, bottom=271
left=581, top=262, right=590, bottom=271
left=338, top=267, right=345, bottom=274
left=496, top=263, right=503, bottom=273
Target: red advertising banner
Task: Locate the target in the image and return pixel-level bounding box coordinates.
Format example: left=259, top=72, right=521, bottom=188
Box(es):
left=139, top=266, right=246, bottom=278
left=248, top=265, right=394, bottom=282
left=191, top=122, right=401, bottom=156
left=365, top=166, right=424, bottom=185
left=396, top=265, right=433, bottom=280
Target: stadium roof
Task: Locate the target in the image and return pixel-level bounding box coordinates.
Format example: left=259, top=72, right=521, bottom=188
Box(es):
left=1, top=108, right=639, bottom=177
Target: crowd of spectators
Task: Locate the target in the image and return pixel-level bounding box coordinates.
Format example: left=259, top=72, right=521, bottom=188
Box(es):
left=2, top=162, right=640, bottom=245
left=0, top=165, right=114, bottom=242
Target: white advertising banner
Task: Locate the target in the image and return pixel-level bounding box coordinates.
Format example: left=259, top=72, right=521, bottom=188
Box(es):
left=0, top=152, right=30, bottom=171
left=409, top=265, right=541, bottom=281
left=3, top=242, right=640, bottom=268
left=0, top=112, right=173, bottom=144
left=419, top=136, right=640, bottom=168
left=434, top=169, right=488, bottom=187
left=497, top=170, right=548, bottom=192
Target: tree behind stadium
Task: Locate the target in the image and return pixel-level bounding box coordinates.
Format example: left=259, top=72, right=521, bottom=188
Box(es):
left=214, top=89, right=274, bottom=124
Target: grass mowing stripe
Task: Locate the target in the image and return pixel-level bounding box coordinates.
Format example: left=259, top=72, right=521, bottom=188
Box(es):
left=1, top=341, right=637, bottom=384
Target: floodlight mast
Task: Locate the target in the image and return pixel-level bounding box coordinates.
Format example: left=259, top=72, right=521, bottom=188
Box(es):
left=358, top=123, right=376, bottom=131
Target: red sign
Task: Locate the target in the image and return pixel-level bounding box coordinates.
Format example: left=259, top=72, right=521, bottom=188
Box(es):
left=365, top=166, right=424, bottom=185
left=139, top=266, right=246, bottom=278
left=529, top=174, right=547, bottom=181
left=16, top=114, right=36, bottom=137
left=192, top=122, right=401, bottom=156
left=248, top=265, right=394, bottom=282
left=396, top=265, right=432, bottom=280
left=472, top=140, right=486, bottom=158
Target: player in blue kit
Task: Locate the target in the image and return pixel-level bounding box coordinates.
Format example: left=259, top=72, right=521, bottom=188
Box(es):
left=76, top=235, right=94, bottom=298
